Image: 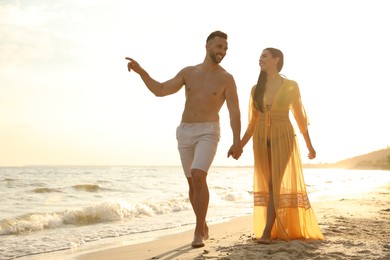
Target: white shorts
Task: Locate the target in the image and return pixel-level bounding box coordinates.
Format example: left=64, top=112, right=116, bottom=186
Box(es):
left=176, top=122, right=221, bottom=177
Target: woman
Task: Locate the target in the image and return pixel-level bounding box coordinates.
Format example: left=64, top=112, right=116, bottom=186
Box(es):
left=240, top=48, right=324, bottom=243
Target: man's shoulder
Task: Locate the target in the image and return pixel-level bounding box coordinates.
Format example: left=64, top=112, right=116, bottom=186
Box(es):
left=180, top=63, right=207, bottom=74
left=181, top=64, right=198, bottom=72
left=216, top=66, right=234, bottom=81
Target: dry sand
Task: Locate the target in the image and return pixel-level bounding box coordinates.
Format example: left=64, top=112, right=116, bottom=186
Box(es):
left=23, top=183, right=390, bottom=259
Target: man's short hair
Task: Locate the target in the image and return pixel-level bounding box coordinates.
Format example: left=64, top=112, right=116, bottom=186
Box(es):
left=206, top=31, right=227, bottom=43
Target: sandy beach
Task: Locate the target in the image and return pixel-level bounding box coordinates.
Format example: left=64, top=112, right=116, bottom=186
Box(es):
left=50, top=183, right=389, bottom=260
left=20, top=182, right=390, bottom=260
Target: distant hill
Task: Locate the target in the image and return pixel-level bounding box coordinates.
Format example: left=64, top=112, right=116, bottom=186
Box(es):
left=304, top=147, right=390, bottom=170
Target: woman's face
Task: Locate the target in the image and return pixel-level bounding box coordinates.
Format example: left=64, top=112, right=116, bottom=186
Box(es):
left=259, top=49, right=278, bottom=72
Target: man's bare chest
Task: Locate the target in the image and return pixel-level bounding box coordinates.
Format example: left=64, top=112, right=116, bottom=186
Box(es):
left=185, top=74, right=225, bottom=97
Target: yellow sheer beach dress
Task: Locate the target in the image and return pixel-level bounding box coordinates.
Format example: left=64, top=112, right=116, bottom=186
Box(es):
left=246, top=78, right=324, bottom=241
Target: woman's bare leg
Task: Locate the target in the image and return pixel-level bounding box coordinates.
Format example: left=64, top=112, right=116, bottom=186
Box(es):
left=258, top=145, right=276, bottom=243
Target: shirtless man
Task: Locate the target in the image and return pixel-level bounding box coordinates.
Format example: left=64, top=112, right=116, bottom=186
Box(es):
left=125, top=30, right=242, bottom=248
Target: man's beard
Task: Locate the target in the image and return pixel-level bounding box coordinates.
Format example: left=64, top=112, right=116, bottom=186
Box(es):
left=210, top=51, right=222, bottom=64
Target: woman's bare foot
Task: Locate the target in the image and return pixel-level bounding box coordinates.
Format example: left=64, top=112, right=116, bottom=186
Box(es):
left=256, top=237, right=271, bottom=244
left=256, top=232, right=271, bottom=244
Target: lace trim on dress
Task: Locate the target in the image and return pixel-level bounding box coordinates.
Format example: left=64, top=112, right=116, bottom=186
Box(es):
left=254, top=192, right=311, bottom=210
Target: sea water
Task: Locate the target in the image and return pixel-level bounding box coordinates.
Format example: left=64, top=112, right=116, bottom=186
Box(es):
left=0, top=166, right=389, bottom=259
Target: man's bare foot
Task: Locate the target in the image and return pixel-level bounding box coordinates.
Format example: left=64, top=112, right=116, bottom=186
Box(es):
left=203, top=224, right=209, bottom=240
left=191, top=234, right=205, bottom=248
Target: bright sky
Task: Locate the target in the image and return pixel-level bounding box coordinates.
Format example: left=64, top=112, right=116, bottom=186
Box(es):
left=1, top=0, right=389, bottom=167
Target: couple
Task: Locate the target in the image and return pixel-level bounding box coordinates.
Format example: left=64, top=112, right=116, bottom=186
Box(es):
left=126, top=31, right=324, bottom=248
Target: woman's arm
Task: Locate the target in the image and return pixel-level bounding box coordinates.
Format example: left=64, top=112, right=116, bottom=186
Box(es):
left=240, top=131, right=253, bottom=149
left=303, top=130, right=316, bottom=160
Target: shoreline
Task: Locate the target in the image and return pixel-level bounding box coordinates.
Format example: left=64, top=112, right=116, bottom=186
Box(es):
left=20, top=183, right=390, bottom=260
left=72, top=215, right=254, bottom=260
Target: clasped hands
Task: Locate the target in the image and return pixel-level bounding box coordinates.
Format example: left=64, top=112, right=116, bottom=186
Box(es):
left=227, top=143, right=243, bottom=160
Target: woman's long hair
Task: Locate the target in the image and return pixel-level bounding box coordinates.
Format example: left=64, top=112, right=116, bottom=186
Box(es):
left=253, top=48, right=284, bottom=112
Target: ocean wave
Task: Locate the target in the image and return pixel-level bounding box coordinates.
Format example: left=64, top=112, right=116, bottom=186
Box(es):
left=31, top=187, right=63, bottom=193
left=0, top=198, right=190, bottom=236
left=71, top=184, right=108, bottom=192
left=0, top=178, right=22, bottom=188
left=0, top=188, right=250, bottom=236
left=0, top=213, right=63, bottom=235
left=0, top=178, right=18, bottom=182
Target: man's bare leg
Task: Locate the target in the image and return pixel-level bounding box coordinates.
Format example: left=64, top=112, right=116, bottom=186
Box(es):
left=189, top=168, right=209, bottom=247
left=186, top=177, right=209, bottom=241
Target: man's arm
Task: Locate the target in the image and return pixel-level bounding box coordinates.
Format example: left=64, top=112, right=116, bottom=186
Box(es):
left=225, top=74, right=242, bottom=159
left=125, top=57, right=185, bottom=97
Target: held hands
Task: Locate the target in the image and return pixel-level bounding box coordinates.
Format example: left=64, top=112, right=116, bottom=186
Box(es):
left=227, top=143, right=243, bottom=160
left=125, top=57, right=142, bottom=74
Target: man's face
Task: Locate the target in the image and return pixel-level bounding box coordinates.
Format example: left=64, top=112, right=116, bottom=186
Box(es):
left=207, top=37, right=228, bottom=64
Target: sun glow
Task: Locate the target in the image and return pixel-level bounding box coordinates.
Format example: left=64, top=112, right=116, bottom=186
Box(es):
left=1, top=0, right=389, bottom=166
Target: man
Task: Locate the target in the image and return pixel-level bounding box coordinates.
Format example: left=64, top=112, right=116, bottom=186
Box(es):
left=125, top=30, right=242, bottom=248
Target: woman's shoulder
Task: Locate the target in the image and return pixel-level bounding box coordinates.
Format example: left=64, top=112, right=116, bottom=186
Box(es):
left=283, top=78, right=298, bottom=87
left=283, top=78, right=300, bottom=93
left=250, top=84, right=257, bottom=93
